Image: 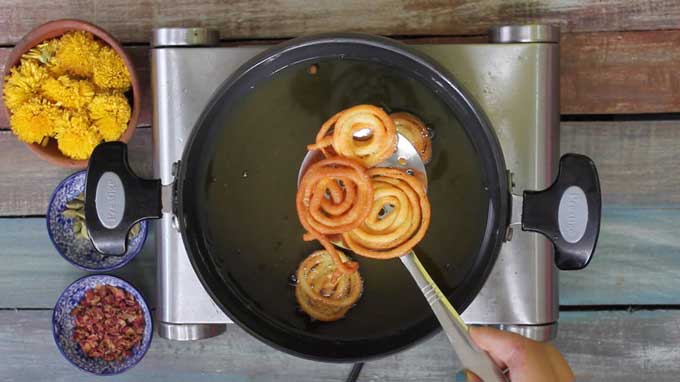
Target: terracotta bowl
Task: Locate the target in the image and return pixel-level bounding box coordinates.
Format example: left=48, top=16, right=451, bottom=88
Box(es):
left=3, top=19, right=140, bottom=169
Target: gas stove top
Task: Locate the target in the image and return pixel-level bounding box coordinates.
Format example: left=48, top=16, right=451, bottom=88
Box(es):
left=151, top=25, right=560, bottom=342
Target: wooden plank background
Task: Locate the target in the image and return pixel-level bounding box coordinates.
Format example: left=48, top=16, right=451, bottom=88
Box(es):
left=560, top=30, right=680, bottom=114
left=2, top=309, right=680, bottom=382
left=2, top=0, right=680, bottom=44
left=2, top=1, right=680, bottom=381
left=4, top=30, right=680, bottom=118
left=0, top=219, right=156, bottom=308
left=561, top=120, right=680, bottom=207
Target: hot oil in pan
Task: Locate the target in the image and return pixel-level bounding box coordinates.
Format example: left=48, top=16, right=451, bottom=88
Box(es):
left=204, top=58, right=490, bottom=339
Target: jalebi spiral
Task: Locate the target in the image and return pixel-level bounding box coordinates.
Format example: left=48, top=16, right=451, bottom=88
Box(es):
left=296, top=157, right=373, bottom=273
left=308, top=104, right=397, bottom=167
left=295, top=250, right=363, bottom=321
left=343, top=167, right=431, bottom=259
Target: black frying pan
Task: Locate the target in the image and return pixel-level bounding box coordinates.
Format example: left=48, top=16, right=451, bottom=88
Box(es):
left=85, top=33, right=601, bottom=362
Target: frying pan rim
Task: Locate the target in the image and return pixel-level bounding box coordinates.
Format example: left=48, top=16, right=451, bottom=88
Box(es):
left=177, top=32, right=510, bottom=362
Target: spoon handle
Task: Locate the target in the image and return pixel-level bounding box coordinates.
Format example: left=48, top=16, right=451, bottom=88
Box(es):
left=399, top=252, right=508, bottom=382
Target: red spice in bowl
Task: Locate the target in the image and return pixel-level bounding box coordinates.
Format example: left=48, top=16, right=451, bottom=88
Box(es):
left=71, top=285, right=145, bottom=362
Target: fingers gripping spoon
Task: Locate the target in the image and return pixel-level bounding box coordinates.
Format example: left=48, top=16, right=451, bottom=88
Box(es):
left=298, top=134, right=508, bottom=382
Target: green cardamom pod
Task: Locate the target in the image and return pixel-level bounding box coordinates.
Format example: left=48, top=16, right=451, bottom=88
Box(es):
left=79, top=225, right=90, bottom=240
left=65, top=200, right=84, bottom=209
left=129, top=223, right=141, bottom=237
left=62, top=209, right=81, bottom=219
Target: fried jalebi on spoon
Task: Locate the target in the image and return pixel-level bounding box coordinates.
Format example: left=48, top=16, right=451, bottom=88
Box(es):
left=391, top=112, right=432, bottom=164
left=308, top=104, right=397, bottom=167
left=343, top=167, right=431, bottom=259
left=295, top=250, right=363, bottom=321
left=296, top=157, right=373, bottom=273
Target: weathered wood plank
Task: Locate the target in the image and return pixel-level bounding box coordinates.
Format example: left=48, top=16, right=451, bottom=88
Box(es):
left=0, top=47, right=151, bottom=129
left=1, top=309, right=678, bottom=382
left=561, top=120, right=680, bottom=207
left=556, top=310, right=680, bottom=382
left=560, top=208, right=680, bottom=306
left=0, top=218, right=156, bottom=308
left=2, top=120, right=678, bottom=216
left=2, top=0, right=680, bottom=45
left=0, top=128, right=152, bottom=217
left=561, top=30, right=680, bottom=114
left=365, top=310, right=680, bottom=381
left=558, top=120, right=680, bottom=304
left=0, top=310, right=352, bottom=382
left=3, top=31, right=680, bottom=121
left=1, top=206, right=679, bottom=308
left=4, top=30, right=680, bottom=117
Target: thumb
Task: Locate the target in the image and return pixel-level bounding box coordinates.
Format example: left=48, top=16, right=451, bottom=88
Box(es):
left=469, top=326, right=530, bottom=371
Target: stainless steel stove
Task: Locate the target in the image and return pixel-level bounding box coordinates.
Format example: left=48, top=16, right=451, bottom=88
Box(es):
left=151, top=25, right=560, bottom=342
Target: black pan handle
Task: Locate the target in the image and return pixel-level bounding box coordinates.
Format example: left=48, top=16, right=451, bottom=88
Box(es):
left=521, top=154, right=601, bottom=270
left=85, top=142, right=162, bottom=255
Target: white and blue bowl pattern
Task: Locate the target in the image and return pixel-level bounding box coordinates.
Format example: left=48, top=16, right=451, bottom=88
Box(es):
left=52, top=275, right=153, bottom=375
left=47, top=171, right=148, bottom=271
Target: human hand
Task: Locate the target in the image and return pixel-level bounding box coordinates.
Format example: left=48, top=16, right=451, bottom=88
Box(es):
left=467, top=326, right=574, bottom=382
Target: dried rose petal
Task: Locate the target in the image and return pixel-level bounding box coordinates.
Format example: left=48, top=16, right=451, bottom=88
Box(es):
left=71, top=285, right=145, bottom=362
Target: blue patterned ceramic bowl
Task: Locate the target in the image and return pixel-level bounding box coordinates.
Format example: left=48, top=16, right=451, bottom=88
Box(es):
left=47, top=171, right=148, bottom=271
left=52, top=275, right=153, bottom=375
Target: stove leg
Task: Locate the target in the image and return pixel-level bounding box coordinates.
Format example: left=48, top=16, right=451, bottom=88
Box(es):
left=470, top=323, right=558, bottom=342
left=158, top=322, right=227, bottom=341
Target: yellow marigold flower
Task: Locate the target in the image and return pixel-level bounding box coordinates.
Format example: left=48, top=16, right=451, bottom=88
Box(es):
left=92, top=46, right=130, bottom=90
left=23, top=39, right=59, bottom=65
left=52, top=31, right=101, bottom=77
left=41, top=75, right=95, bottom=109
left=55, top=111, right=102, bottom=160
left=87, top=92, right=130, bottom=141
left=9, top=99, right=63, bottom=144
left=3, top=59, right=49, bottom=112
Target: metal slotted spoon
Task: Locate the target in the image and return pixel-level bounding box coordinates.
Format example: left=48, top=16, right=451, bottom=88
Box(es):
left=298, top=134, right=508, bottom=382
